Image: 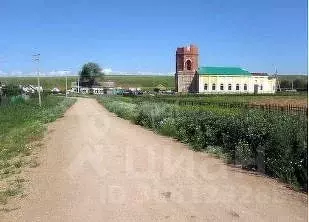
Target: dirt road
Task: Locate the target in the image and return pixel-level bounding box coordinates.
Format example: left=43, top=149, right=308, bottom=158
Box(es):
left=2, top=98, right=307, bottom=221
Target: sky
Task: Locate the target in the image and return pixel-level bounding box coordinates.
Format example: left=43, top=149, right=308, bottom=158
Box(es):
left=0, top=0, right=307, bottom=76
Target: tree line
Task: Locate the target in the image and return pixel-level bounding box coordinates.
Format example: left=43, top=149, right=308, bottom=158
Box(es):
left=280, top=78, right=308, bottom=91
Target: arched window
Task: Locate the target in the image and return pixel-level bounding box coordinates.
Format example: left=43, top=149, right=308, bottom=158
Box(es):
left=220, top=84, right=224, bottom=90
left=236, top=84, right=240, bottom=90
left=185, top=60, right=192, bottom=70
left=260, top=85, right=263, bottom=90
left=212, top=83, right=216, bottom=90
left=244, top=84, right=248, bottom=91
left=204, top=83, right=208, bottom=90
left=228, top=84, right=232, bottom=90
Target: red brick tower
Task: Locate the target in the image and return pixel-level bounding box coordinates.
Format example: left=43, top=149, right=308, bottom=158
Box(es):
left=175, top=44, right=199, bottom=93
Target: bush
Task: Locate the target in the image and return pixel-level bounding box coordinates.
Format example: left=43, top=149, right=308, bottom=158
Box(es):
left=10, top=95, right=25, bottom=105
left=157, top=117, right=177, bottom=137
left=135, top=103, right=177, bottom=129
left=2, top=84, right=21, bottom=97
left=98, top=98, right=137, bottom=120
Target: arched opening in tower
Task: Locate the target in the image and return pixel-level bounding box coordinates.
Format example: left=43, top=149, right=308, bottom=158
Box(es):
left=185, top=60, right=192, bottom=70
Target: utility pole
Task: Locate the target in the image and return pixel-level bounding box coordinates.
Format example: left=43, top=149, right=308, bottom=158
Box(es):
left=274, top=67, right=281, bottom=92
left=63, top=69, right=71, bottom=97
left=66, top=75, right=68, bottom=97
left=32, top=53, right=41, bottom=106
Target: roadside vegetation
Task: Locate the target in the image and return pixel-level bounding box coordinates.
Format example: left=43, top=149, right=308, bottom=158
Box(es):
left=97, top=96, right=308, bottom=191
left=0, top=95, right=76, bottom=205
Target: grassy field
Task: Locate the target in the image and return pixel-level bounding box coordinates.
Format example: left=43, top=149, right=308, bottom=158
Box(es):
left=0, top=76, right=78, bottom=91
left=0, top=75, right=174, bottom=91
left=102, top=75, right=174, bottom=89
left=0, top=95, right=76, bottom=205
left=0, top=74, right=306, bottom=91
left=141, top=93, right=308, bottom=107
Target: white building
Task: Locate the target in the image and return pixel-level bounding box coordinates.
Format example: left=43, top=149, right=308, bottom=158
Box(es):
left=92, top=87, right=105, bottom=95
left=21, top=85, right=43, bottom=94
left=51, top=87, right=61, bottom=93
left=198, top=68, right=276, bottom=94
left=70, top=81, right=116, bottom=95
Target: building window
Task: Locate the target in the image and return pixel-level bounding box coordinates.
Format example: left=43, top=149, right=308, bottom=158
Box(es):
left=185, top=60, right=192, bottom=70
left=212, top=83, right=216, bottom=90
left=260, top=85, right=263, bottom=90
left=228, top=84, right=232, bottom=90
left=220, top=84, right=224, bottom=90
left=244, top=84, right=248, bottom=91
left=204, top=83, right=208, bottom=90
left=236, top=84, right=240, bottom=90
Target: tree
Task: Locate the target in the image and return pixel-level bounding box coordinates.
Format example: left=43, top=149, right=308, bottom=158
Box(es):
left=293, top=79, right=305, bottom=89
left=2, top=84, right=21, bottom=97
left=279, top=80, right=290, bottom=89
left=79, top=62, right=104, bottom=87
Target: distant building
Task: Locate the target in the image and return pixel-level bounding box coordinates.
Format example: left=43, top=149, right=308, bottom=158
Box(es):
left=0, top=82, right=5, bottom=96
left=51, top=87, right=61, bottom=93
left=102, top=81, right=115, bottom=94
left=70, top=81, right=116, bottom=95
left=175, top=45, right=276, bottom=94
left=21, top=85, right=43, bottom=94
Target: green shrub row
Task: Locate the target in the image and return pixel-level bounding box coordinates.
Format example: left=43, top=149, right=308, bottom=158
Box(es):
left=98, top=97, right=308, bottom=191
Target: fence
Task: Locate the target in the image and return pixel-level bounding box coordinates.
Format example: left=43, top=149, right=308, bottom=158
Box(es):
left=247, top=103, right=308, bottom=116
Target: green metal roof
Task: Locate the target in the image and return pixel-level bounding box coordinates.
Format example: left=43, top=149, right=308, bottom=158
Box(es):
left=198, top=67, right=251, bottom=76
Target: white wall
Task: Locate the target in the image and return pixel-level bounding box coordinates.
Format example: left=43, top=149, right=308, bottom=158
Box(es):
left=198, top=75, right=276, bottom=94
left=250, top=76, right=276, bottom=94
left=92, top=87, right=105, bottom=95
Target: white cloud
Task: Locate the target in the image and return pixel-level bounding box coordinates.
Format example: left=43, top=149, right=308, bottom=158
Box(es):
left=102, top=68, right=112, bottom=74
left=0, top=70, right=8, bottom=76
left=48, top=70, right=72, bottom=76
left=10, top=71, right=23, bottom=76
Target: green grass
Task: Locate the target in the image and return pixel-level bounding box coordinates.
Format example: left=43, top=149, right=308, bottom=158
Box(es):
left=0, top=96, right=76, bottom=160
left=0, top=186, right=22, bottom=205
left=0, top=95, right=76, bottom=204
